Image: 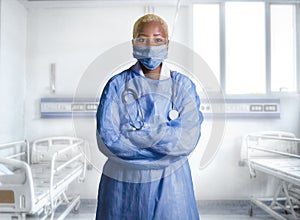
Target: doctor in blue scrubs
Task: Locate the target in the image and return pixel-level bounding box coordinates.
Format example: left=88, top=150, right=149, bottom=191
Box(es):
left=96, top=14, right=203, bottom=220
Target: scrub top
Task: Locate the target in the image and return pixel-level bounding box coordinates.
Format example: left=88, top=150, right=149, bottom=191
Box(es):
left=96, top=62, right=203, bottom=220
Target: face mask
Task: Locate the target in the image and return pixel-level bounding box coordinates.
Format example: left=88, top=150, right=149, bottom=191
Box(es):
left=133, top=45, right=168, bottom=70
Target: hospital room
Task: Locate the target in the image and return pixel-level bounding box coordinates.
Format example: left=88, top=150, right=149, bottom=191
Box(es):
left=0, top=0, right=300, bottom=219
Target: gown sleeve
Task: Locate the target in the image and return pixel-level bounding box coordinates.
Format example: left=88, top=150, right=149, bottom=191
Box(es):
left=96, top=72, right=203, bottom=163
left=96, top=74, right=163, bottom=160
left=146, top=75, right=203, bottom=156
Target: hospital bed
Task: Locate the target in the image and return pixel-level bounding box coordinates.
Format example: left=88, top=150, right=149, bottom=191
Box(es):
left=241, top=131, right=300, bottom=220
left=0, top=137, right=87, bottom=220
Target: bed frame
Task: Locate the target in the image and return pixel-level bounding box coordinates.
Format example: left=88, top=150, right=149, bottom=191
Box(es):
left=0, top=137, right=87, bottom=220
left=241, top=131, right=300, bottom=220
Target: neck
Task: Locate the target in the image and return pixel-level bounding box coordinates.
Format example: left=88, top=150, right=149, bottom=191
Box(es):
left=140, top=63, right=162, bottom=80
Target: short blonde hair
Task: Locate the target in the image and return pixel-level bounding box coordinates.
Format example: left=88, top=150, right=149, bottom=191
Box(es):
left=132, top=14, right=168, bottom=39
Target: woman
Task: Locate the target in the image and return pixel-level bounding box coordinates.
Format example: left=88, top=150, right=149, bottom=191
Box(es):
left=96, top=14, right=203, bottom=220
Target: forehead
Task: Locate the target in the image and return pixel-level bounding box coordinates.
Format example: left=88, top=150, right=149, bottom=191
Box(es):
left=137, top=21, right=166, bottom=37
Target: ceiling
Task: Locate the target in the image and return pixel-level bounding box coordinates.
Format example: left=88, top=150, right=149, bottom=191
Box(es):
left=19, top=0, right=186, bottom=8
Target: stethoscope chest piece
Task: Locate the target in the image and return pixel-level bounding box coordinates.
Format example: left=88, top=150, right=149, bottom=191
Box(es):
left=168, top=109, right=179, bottom=120
left=123, top=69, right=178, bottom=128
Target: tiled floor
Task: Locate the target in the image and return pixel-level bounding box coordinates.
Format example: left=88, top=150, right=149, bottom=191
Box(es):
left=63, top=213, right=276, bottom=220
left=60, top=200, right=294, bottom=220
left=4, top=200, right=295, bottom=220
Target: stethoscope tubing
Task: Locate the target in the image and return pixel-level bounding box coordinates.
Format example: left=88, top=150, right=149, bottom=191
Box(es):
left=122, top=69, right=177, bottom=130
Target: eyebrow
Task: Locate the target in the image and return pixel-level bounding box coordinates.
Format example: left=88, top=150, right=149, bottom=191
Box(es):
left=137, top=34, right=148, bottom=37
left=137, top=33, right=163, bottom=37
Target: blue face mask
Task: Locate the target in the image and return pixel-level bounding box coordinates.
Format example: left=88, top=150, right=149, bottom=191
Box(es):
left=133, top=45, right=168, bottom=70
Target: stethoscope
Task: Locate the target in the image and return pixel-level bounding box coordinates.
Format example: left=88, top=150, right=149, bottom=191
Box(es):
left=121, top=70, right=179, bottom=130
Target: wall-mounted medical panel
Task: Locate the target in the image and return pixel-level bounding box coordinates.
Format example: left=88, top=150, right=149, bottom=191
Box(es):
left=40, top=98, right=98, bottom=118
left=200, top=98, right=280, bottom=118
left=40, top=97, right=280, bottom=118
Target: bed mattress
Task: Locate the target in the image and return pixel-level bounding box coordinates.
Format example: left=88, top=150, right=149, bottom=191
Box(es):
left=250, top=158, right=300, bottom=185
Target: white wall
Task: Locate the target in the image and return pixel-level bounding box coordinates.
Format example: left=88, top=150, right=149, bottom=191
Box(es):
left=14, top=1, right=300, bottom=200
left=0, top=0, right=27, bottom=143
left=190, top=98, right=300, bottom=200
left=25, top=3, right=191, bottom=199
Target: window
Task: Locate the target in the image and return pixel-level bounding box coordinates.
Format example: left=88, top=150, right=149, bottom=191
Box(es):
left=193, top=1, right=299, bottom=95
left=270, top=5, right=297, bottom=92
left=225, top=2, right=265, bottom=94
left=193, top=4, right=220, bottom=82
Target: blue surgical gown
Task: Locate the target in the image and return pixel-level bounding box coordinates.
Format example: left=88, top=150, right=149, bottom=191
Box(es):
left=96, top=64, right=203, bottom=220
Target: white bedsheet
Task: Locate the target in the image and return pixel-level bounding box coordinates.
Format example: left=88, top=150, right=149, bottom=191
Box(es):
left=250, top=158, right=300, bottom=180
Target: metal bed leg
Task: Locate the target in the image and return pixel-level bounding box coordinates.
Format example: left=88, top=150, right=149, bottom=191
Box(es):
left=271, top=180, right=284, bottom=208
left=251, top=199, right=287, bottom=220
left=250, top=181, right=288, bottom=220
left=62, top=192, right=70, bottom=203
left=56, top=195, right=81, bottom=220
left=248, top=199, right=253, bottom=216
left=21, top=213, right=26, bottom=220
left=73, top=199, right=81, bottom=214
left=282, top=182, right=297, bottom=218
left=250, top=181, right=300, bottom=220
left=50, top=211, right=55, bottom=220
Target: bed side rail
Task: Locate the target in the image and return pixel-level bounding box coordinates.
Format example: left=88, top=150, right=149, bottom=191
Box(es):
left=241, top=131, right=299, bottom=162
left=0, top=140, right=35, bottom=212
left=240, top=131, right=299, bottom=176
left=31, top=137, right=87, bottom=211
left=247, top=132, right=299, bottom=158
left=0, top=140, right=30, bottom=164
left=31, top=136, right=85, bottom=163
left=31, top=136, right=87, bottom=179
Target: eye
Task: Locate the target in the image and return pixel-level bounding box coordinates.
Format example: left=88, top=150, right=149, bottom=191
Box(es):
left=137, top=38, right=146, bottom=43
left=154, top=38, right=163, bottom=43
